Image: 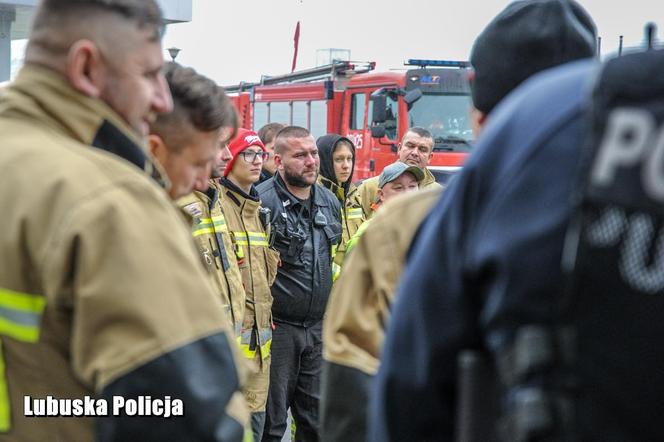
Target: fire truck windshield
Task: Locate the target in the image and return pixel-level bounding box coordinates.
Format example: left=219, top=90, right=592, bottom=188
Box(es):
left=408, top=94, right=474, bottom=152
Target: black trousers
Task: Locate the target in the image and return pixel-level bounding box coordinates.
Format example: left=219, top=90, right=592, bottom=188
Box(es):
left=262, top=320, right=322, bottom=442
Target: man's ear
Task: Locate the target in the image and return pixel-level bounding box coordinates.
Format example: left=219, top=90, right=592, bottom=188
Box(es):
left=65, top=39, right=106, bottom=98
left=274, top=153, right=284, bottom=171
left=470, top=106, right=487, bottom=137
left=148, top=134, right=169, bottom=166
left=376, top=188, right=385, bottom=204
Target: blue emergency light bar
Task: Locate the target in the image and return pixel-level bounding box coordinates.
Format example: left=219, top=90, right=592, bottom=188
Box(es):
left=406, top=59, right=471, bottom=68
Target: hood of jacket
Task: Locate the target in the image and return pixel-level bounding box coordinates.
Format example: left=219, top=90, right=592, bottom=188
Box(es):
left=316, top=134, right=356, bottom=199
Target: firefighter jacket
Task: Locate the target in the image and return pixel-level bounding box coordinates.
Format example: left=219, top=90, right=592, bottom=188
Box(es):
left=316, top=134, right=366, bottom=267
left=320, top=187, right=442, bottom=442
left=357, top=166, right=441, bottom=219
left=219, top=178, right=280, bottom=412
left=256, top=174, right=342, bottom=326
left=178, top=181, right=247, bottom=337
left=371, top=60, right=599, bottom=441
left=0, top=64, right=248, bottom=441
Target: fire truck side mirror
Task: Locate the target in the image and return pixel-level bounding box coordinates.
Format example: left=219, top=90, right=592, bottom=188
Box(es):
left=404, top=88, right=423, bottom=110
left=370, top=125, right=386, bottom=138
left=371, top=95, right=387, bottom=124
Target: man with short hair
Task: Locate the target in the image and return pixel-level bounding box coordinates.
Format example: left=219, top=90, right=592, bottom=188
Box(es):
left=257, top=122, right=285, bottom=183
left=177, top=138, right=248, bottom=339
left=357, top=127, right=441, bottom=218
left=0, top=0, right=246, bottom=440
left=257, top=126, right=342, bottom=442
left=149, top=62, right=236, bottom=200
left=219, top=129, right=280, bottom=441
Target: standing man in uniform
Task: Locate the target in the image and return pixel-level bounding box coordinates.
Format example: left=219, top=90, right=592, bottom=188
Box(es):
left=371, top=1, right=605, bottom=439
left=0, top=0, right=247, bottom=440
left=323, top=1, right=598, bottom=440
left=357, top=127, right=441, bottom=218
left=257, top=126, right=342, bottom=442
left=258, top=122, right=285, bottom=184
left=220, top=128, right=281, bottom=441
left=178, top=140, right=248, bottom=338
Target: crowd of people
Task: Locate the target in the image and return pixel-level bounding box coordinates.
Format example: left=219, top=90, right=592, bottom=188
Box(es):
left=1, top=0, right=663, bottom=441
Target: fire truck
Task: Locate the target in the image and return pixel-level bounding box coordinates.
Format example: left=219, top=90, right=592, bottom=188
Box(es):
left=225, top=59, right=474, bottom=182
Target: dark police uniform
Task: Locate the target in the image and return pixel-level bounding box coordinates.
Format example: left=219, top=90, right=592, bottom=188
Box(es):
left=372, top=50, right=664, bottom=442
left=257, top=173, right=341, bottom=442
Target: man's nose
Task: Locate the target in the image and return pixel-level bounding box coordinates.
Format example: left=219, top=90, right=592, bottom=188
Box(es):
left=153, top=74, right=174, bottom=115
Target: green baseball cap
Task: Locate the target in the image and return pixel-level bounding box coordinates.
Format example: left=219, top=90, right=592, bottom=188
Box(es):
left=378, top=162, right=425, bottom=188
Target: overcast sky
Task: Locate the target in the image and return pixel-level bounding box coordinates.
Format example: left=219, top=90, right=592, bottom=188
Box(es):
left=158, top=0, right=660, bottom=86
left=9, top=0, right=660, bottom=84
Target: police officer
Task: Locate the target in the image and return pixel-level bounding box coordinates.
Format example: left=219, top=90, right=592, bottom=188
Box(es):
left=257, top=126, right=342, bottom=442
left=220, top=129, right=281, bottom=441
left=323, top=2, right=598, bottom=441
left=0, top=0, right=246, bottom=440
left=370, top=9, right=617, bottom=442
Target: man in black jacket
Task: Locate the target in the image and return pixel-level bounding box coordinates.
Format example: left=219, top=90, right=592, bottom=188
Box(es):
left=257, top=126, right=342, bottom=442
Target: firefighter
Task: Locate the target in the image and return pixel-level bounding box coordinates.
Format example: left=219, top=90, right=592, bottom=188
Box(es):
left=357, top=127, right=441, bottom=219
left=0, top=0, right=248, bottom=440
left=219, top=129, right=281, bottom=441
left=257, top=122, right=285, bottom=184
left=316, top=134, right=365, bottom=268
left=322, top=1, right=598, bottom=440
left=257, top=126, right=342, bottom=442
left=149, top=62, right=236, bottom=200
left=177, top=143, right=248, bottom=338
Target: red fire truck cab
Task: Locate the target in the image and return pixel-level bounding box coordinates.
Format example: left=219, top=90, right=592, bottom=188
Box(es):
left=227, top=59, right=473, bottom=183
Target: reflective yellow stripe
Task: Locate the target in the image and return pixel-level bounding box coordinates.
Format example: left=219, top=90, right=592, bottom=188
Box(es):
left=0, top=289, right=45, bottom=343
left=243, top=427, right=254, bottom=442
left=0, top=288, right=45, bottom=432
left=260, top=339, right=272, bottom=360
left=0, top=342, right=9, bottom=432
left=332, top=262, right=341, bottom=283
left=231, top=231, right=269, bottom=247
left=345, top=207, right=364, bottom=220
left=193, top=216, right=227, bottom=236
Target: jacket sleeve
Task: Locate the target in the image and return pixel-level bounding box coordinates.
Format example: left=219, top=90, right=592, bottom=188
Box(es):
left=368, top=168, right=482, bottom=442
left=42, top=180, right=247, bottom=442
left=322, top=222, right=382, bottom=442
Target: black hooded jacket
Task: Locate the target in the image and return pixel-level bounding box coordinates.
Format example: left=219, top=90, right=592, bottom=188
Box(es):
left=316, top=134, right=355, bottom=199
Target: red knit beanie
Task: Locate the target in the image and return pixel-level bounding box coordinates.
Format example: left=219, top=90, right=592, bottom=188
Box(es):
left=224, top=128, right=266, bottom=177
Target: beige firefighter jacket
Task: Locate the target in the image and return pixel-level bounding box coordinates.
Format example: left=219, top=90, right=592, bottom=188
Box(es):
left=357, top=167, right=441, bottom=219
left=323, top=186, right=443, bottom=375
left=178, top=181, right=247, bottom=337
left=318, top=176, right=365, bottom=268
left=0, top=65, right=247, bottom=441
left=219, top=181, right=280, bottom=412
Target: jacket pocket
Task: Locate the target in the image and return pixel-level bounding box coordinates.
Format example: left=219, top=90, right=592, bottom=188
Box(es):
left=265, top=247, right=280, bottom=286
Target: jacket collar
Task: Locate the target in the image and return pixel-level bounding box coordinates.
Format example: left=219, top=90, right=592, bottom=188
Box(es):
left=8, top=64, right=167, bottom=184
left=274, top=173, right=330, bottom=209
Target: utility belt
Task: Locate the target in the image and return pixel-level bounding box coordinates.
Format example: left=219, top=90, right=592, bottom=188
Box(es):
left=455, top=325, right=577, bottom=442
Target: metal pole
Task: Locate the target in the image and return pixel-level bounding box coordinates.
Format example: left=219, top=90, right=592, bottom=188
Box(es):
left=618, top=35, right=624, bottom=56
left=0, top=7, right=16, bottom=82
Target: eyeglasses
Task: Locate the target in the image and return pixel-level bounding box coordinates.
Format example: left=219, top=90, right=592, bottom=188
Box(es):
left=240, top=150, right=269, bottom=162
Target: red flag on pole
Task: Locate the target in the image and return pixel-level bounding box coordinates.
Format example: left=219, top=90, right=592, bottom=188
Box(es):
left=291, top=21, right=301, bottom=72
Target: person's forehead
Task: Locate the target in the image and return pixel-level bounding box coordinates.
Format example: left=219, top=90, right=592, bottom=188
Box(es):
left=120, top=30, right=163, bottom=66
left=288, top=136, right=316, bottom=150
left=403, top=133, right=432, bottom=146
